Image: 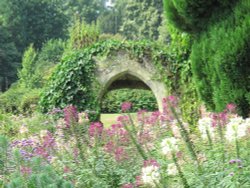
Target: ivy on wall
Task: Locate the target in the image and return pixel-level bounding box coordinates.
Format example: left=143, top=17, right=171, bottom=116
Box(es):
left=40, top=39, right=184, bottom=120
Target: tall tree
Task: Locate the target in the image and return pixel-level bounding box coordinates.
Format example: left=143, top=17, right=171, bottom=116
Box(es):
left=0, top=25, right=20, bottom=92
left=120, top=0, right=163, bottom=40
left=62, top=0, right=106, bottom=24
left=0, top=0, right=68, bottom=52
left=98, top=0, right=126, bottom=34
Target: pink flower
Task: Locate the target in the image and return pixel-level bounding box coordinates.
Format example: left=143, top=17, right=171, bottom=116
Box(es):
left=135, top=176, right=143, bottom=187
left=167, top=96, right=178, bottom=107
left=121, top=183, right=134, bottom=188
left=89, top=122, right=103, bottom=137
left=162, top=97, right=177, bottom=121
left=137, top=110, right=147, bottom=123
left=106, top=124, right=124, bottom=136
left=34, top=146, right=49, bottom=159
left=104, top=141, right=115, bottom=153
left=117, top=115, right=129, bottom=124
left=42, top=132, right=55, bottom=148
left=64, top=105, right=79, bottom=128
left=143, top=159, right=159, bottom=167
left=211, top=112, right=228, bottom=127
left=121, top=102, right=132, bottom=112
left=114, top=147, right=125, bottom=161
left=226, top=103, right=236, bottom=113
left=20, top=166, right=32, bottom=176
left=145, top=111, right=161, bottom=125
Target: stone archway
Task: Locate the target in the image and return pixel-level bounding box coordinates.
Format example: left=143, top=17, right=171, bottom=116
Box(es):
left=95, top=50, right=168, bottom=111
left=40, top=40, right=172, bottom=120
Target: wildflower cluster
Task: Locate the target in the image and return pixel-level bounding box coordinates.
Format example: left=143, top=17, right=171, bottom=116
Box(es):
left=2, top=99, right=250, bottom=187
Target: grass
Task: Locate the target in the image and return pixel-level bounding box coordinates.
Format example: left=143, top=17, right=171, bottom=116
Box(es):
left=100, top=113, right=137, bottom=127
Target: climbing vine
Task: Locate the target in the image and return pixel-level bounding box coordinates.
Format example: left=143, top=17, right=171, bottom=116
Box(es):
left=40, top=39, right=187, bottom=120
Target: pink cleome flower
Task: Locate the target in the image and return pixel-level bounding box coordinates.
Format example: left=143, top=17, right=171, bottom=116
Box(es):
left=117, top=115, right=130, bottom=124
left=121, top=102, right=132, bottom=112
left=89, top=122, right=104, bottom=137
left=226, top=103, right=237, bottom=113
left=143, top=159, right=159, bottom=167
left=63, top=105, right=79, bottom=128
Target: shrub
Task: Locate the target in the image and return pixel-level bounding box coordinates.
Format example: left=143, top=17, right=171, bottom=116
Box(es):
left=191, top=0, right=250, bottom=116
left=101, top=89, right=158, bottom=113
left=19, top=89, right=41, bottom=114
left=164, top=0, right=250, bottom=117
left=0, top=84, right=41, bottom=114
left=0, top=84, right=28, bottom=113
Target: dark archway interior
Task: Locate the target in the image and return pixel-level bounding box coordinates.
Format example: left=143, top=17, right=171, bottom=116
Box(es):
left=108, top=74, right=151, bottom=91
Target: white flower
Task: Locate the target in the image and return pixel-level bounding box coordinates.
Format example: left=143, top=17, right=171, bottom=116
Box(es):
left=40, top=130, right=49, bottom=138
left=225, top=117, right=247, bottom=141
left=167, top=163, right=178, bottom=176
left=161, top=137, right=179, bottom=155
left=19, top=125, right=28, bottom=134
left=171, top=120, right=189, bottom=138
left=141, top=165, right=160, bottom=187
left=198, top=118, right=214, bottom=139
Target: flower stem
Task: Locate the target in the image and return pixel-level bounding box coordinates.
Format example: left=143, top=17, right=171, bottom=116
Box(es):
left=171, top=152, right=189, bottom=188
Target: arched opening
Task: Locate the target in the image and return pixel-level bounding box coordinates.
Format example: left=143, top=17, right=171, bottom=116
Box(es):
left=98, top=69, right=167, bottom=112
left=99, top=72, right=160, bottom=125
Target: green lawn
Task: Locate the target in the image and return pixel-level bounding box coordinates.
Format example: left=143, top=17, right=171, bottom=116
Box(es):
left=100, top=113, right=137, bottom=127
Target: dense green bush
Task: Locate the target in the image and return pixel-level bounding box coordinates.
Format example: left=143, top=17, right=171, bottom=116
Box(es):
left=0, top=84, right=28, bottom=113
left=191, top=0, right=250, bottom=116
left=35, top=39, right=66, bottom=85
left=0, top=85, right=41, bottom=114
left=164, top=0, right=250, bottom=116
left=0, top=39, right=65, bottom=114
left=19, top=89, right=41, bottom=114
left=163, top=0, right=238, bottom=33
left=101, top=89, right=158, bottom=113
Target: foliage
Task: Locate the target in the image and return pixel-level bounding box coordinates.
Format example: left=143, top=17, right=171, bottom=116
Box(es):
left=163, top=0, right=238, bottom=33
left=18, top=45, right=40, bottom=89
left=39, top=40, right=178, bottom=120
left=0, top=84, right=29, bottom=113
left=0, top=24, right=20, bottom=92
left=0, top=84, right=41, bottom=114
left=164, top=0, right=250, bottom=116
left=120, top=0, right=163, bottom=40
left=0, top=0, right=68, bottom=51
left=62, top=0, right=106, bottom=24
left=0, top=38, right=65, bottom=114
left=2, top=99, right=250, bottom=187
left=36, top=39, right=66, bottom=70
left=19, top=89, right=42, bottom=114
left=35, top=39, right=66, bottom=85
left=191, top=0, right=250, bottom=116
left=97, top=0, right=126, bottom=35
left=0, top=135, right=72, bottom=187
left=66, top=18, right=100, bottom=52
left=101, top=89, right=158, bottom=113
